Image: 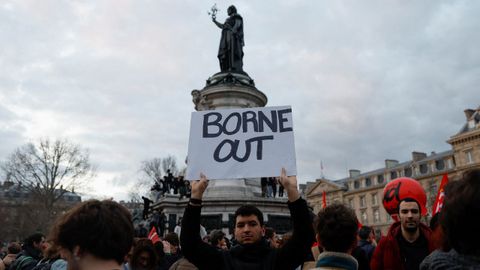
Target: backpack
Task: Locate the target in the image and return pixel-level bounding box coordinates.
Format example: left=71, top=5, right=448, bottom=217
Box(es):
left=13, top=255, right=35, bottom=270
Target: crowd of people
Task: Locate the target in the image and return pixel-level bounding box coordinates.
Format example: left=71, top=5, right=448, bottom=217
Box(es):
left=150, top=170, right=192, bottom=200
left=1, top=168, right=479, bottom=270
left=261, top=177, right=285, bottom=198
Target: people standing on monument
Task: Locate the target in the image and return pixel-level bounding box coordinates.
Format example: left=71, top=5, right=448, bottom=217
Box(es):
left=278, top=180, right=285, bottom=198
left=180, top=168, right=314, bottom=270
left=212, top=5, right=244, bottom=73
left=178, top=176, right=187, bottom=199
left=260, top=177, right=268, bottom=197
left=165, top=170, right=174, bottom=194
left=269, top=177, right=278, bottom=198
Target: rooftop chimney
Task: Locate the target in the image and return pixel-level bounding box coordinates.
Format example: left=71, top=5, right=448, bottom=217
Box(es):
left=412, top=151, right=427, bottom=162
left=464, top=109, right=475, bottom=120
left=349, top=169, right=361, bottom=178
left=385, top=159, right=399, bottom=169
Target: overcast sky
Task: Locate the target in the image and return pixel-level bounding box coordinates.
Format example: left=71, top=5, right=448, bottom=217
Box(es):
left=1, top=1, right=479, bottom=200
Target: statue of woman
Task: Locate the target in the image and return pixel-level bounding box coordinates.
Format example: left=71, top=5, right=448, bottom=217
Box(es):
left=212, top=5, right=244, bottom=73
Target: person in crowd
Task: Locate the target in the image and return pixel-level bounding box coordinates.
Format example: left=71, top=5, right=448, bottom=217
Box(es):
left=129, top=239, right=157, bottom=270
left=174, top=219, right=182, bottom=237
left=351, top=246, right=370, bottom=270
left=180, top=168, right=314, bottom=270
left=209, top=230, right=227, bottom=251
left=264, top=227, right=279, bottom=248
left=135, top=223, right=148, bottom=238
left=371, top=198, right=434, bottom=270
left=2, top=241, right=21, bottom=269
left=278, top=180, right=284, bottom=198
left=142, top=196, right=154, bottom=220
left=268, top=177, right=277, bottom=198
left=420, top=169, right=480, bottom=269
left=260, top=177, right=268, bottom=197
left=174, top=219, right=207, bottom=241
left=163, top=233, right=183, bottom=267
left=311, top=204, right=359, bottom=270
left=179, top=176, right=187, bottom=199
left=31, top=242, right=67, bottom=270
left=158, top=211, right=167, bottom=237
left=185, top=181, right=192, bottom=199
left=121, top=238, right=138, bottom=270
left=165, top=170, right=174, bottom=194
left=49, top=199, right=134, bottom=270
left=358, top=226, right=376, bottom=263
left=10, top=233, right=46, bottom=270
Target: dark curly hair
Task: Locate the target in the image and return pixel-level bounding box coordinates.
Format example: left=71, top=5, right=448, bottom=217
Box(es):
left=316, top=204, right=358, bottom=252
left=234, top=205, right=264, bottom=226
left=49, top=199, right=134, bottom=264
left=441, top=169, right=480, bottom=256
left=130, top=239, right=158, bottom=270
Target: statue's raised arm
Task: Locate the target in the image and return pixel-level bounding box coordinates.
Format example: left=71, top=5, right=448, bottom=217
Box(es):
left=211, top=5, right=244, bottom=73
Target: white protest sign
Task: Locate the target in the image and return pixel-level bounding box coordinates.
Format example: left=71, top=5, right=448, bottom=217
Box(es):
left=186, top=106, right=296, bottom=180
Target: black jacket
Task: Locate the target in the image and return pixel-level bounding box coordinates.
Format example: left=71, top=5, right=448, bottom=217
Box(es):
left=180, top=198, right=314, bottom=270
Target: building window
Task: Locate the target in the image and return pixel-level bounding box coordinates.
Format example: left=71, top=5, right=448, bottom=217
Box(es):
left=365, top=177, right=372, bottom=187
left=354, top=180, right=360, bottom=189
left=377, top=174, right=384, bottom=184
left=349, top=198, right=354, bottom=209
left=360, top=196, right=366, bottom=208
left=404, top=167, right=412, bottom=177
left=419, top=163, right=428, bottom=174
left=371, top=193, right=378, bottom=206
left=386, top=214, right=391, bottom=222
left=466, top=150, right=474, bottom=164
left=361, top=211, right=368, bottom=224
left=435, top=160, right=445, bottom=171
left=374, top=209, right=380, bottom=223
left=390, top=171, right=397, bottom=179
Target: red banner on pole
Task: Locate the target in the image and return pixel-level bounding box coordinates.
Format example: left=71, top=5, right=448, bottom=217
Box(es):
left=432, top=173, right=449, bottom=216
left=148, top=227, right=160, bottom=244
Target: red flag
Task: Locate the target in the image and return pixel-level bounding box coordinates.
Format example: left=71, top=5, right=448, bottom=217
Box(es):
left=432, top=173, right=449, bottom=215
left=148, top=227, right=160, bottom=244
left=322, top=190, right=327, bottom=209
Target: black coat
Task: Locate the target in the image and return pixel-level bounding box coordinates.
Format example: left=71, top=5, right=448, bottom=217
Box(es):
left=180, top=198, right=314, bottom=270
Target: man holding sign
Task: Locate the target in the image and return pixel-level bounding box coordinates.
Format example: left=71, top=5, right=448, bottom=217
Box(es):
left=180, top=168, right=314, bottom=270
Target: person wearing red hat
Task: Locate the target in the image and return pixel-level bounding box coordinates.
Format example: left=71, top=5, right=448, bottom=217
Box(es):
left=371, top=178, right=435, bottom=270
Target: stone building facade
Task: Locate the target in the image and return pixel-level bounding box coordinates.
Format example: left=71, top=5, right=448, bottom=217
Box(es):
left=0, top=181, right=81, bottom=240
left=305, top=106, right=480, bottom=234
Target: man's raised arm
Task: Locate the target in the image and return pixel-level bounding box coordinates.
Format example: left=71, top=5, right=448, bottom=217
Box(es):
left=276, top=168, right=315, bottom=270
left=180, top=174, right=223, bottom=270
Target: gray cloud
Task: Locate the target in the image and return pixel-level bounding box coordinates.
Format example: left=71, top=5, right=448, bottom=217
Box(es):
left=0, top=1, right=479, bottom=199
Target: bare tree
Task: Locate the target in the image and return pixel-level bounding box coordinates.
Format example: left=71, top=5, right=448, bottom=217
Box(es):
left=140, top=157, right=164, bottom=184
left=162, top=155, right=178, bottom=175
left=1, top=138, right=95, bottom=218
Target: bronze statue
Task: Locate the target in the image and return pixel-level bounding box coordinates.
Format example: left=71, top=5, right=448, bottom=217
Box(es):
left=211, top=5, right=244, bottom=73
